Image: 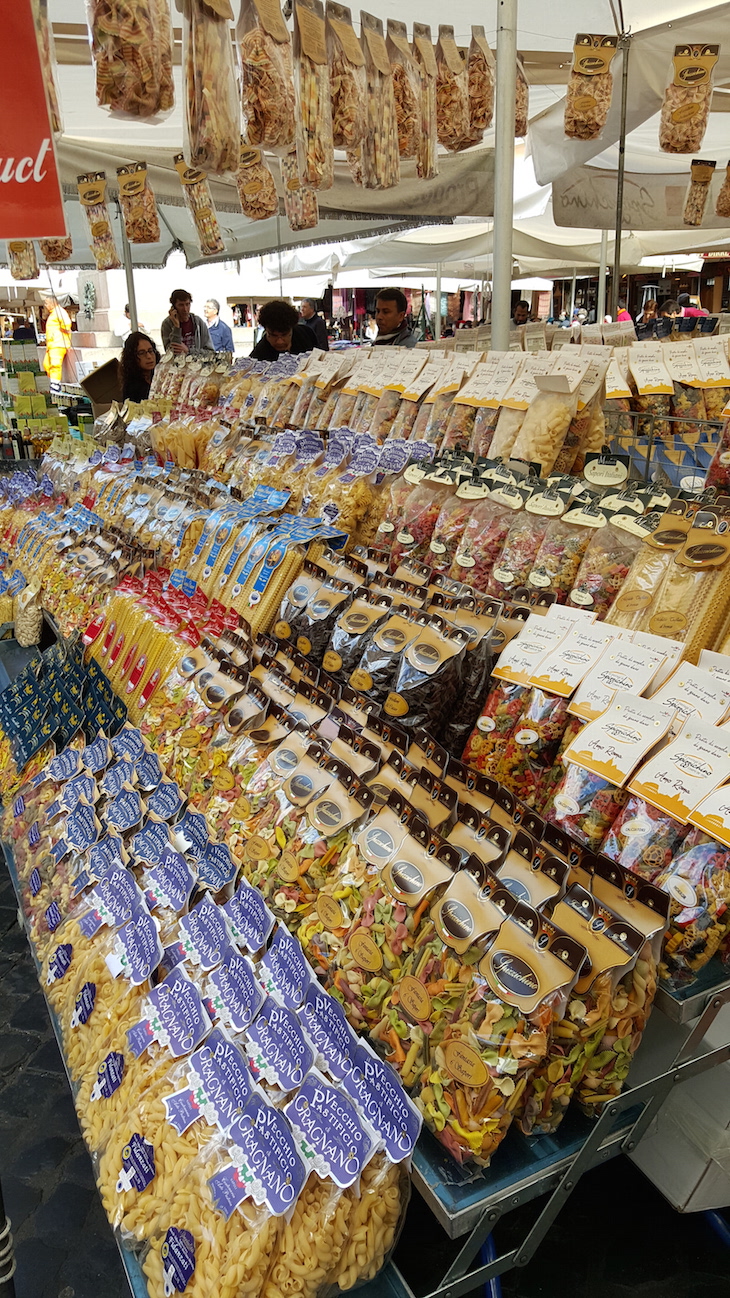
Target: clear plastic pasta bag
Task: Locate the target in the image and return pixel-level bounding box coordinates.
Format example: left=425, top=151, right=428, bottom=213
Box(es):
left=86, top=0, right=174, bottom=118
left=294, top=0, right=334, bottom=191
left=238, top=0, right=296, bottom=149
left=435, top=25, right=469, bottom=150
left=327, top=1, right=367, bottom=151
left=184, top=0, right=240, bottom=175
left=659, top=43, right=718, bottom=154
left=683, top=159, right=715, bottom=227
left=515, top=55, right=529, bottom=138
left=564, top=34, right=617, bottom=141
left=174, top=154, right=226, bottom=256
left=7, top=242, right=39, bottom=281
left=39, top=237, right=73, bottom=263
left=360, top=10, right=400, bottom=189
left=413, top=22, right=438, bottom=181
left=236, top=142, right=279, bottom=221
left=116, top=162, right=160, bottom=243
left=387, top=20, right=421, bottom=159
left=281, top=151, right=320, bottom=232
left=77, top=172, right=121, bottom=271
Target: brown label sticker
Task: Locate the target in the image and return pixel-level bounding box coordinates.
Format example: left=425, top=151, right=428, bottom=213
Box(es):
left=349, top=929, right=384, bottom=972
left=277, top=851, right=301, bottom=883
left=245, top=834, right=274, bottom=862
left=232, top=795, right=251, bottom=819
left=180, top=728, right=201, bottom=748
left=649, top=610, right=687, bottom=636
left=323, top=651, right=343, bottom=673
left=399, top=974, right=431, bottom=1021
left=213, top=769, right=235, bottom=792
left=297, top=636, right=313, bottom=656
left=616, top=590, right=652, bottom=612
left=349, top=668, right=373, bottom=691
left=442, top=1039, right=488, bottom=1087
left=275, top=620, right=292, bottom=639
left=317, top=893, right=345, bottom=929
left=384, top=693, right=409, bottom=717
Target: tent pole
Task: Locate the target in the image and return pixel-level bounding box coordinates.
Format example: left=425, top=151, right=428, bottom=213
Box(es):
left=117, top=203, right=138, bottom=331
left=491, top=0, right=518, bottom=351
left=610, top=32, right=631, bottom=319
left=570, top=269, right=577, bottom=317
left=435, top=263, right=442, bottom=340
left=597, top=229, right=608, bottom=323
left=276, top=216, right=284, bottom=296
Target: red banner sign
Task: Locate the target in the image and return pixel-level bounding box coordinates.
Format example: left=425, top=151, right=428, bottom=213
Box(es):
left=0, top=0, right=66, bottom=239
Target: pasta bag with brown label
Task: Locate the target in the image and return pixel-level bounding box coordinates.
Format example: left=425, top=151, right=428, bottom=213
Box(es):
left=280, top=150, right=319, bottom=231
left=387, top=19, right=421, bottom=159
left=77, top=173, right=121, bottom=271
left=327, top=1, right=367, bottom=150
left=564, top=34, right=617, bottom=140
left=174, top=154, right=226, bottom=256
left=236, top=142, right=279, bottom=221
left=116, top=163, right=160, bottom=244
left=294, top=0, right=334, bottom=190
left=360, top=10, right=400, bottom=189
left=684, top=159, right=716, bottom=227
left=7, top=242, right=39, bottom=282
left=238, top=0, right=296, bottom=149
left=184, top=0, right=240, bottom=175
left=659, top=43, right=719, bottom=154
left=413, top=22, right=439, bottom=180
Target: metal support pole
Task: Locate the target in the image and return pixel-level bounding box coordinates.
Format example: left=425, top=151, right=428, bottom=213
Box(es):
left=609, top=33, right=631, bottom=319
left=597, top=228, right=608, bottom=323
left=491, top=0, right=517, bottom=351
left=117, top=203, right=137, bottom=332
left=276, top=216, right=284, bottom=296
left=570, top=269, right=577, bottom=318
left=434, top=263, right=442, bottom=340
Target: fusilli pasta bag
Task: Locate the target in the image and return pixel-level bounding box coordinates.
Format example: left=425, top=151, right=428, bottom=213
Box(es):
left=238, top=0, right=296, bottom=149
left=294, top=0, right=334, bottom=191
left=413, top=22, right=438, bottom=181
left=659, top=43, right=719, bottom=154
left=564, top=34, right=617, bottom=141
left=326, top=1, right=367, bottom=151
left=360, top=10, right=400, bottom=189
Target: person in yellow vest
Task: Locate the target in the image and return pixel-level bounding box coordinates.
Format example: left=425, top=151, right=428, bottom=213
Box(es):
left=41, top=294, right=72, bottom=384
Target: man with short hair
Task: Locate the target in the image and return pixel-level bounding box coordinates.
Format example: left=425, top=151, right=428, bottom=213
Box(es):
left=160, top=289, right=212, bottom=355
left=372, top=288, right=416, bottom=347
left=677, top=292, right=708, bottom=318
left=299, top=298, right=329, bottom=351
left=203, top=299, right=234, bottom=351
left=249, top=299, right=316, bottom=361
left=511, top=299, right=530, bottom=327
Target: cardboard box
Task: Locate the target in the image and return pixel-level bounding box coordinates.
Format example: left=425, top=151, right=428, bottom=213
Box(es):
left=79, top=356, right=121, bottom=406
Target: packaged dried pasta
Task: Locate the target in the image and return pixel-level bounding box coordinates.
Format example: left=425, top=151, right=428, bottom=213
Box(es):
left=39, top=237, right=73, bottom=263
left=116, top=163, right=160, bottom=244
left=77, top=173, right=121, bottom=271
left=486, top=511, right=550, bottom=600
left=716, top=162, right=730, bottom=219
left=236, top=142, right=279, bottom=220
left=527, top=517, right=593, bottom=605
left=361, top=10, right=400, bottom=189
left=184, top=0, right=240, bottom=176
left=655, top=831, right=730, bottom=987
left=515, top=54, right=529, bottom=138
left=387, top=19, right=421, bottom=159
left=435, top=25, right=469, bottom=150
left=465, top=26, right=495, bottom=140
left=510, top=382, right=583, bottom=475
left=326, top=1, right=367, bottom=150
left=601, top=795, right=691, bottom=881
left=461, top=679, right=528, bottom=777
left=174, top=155, right=226, bottom=256
left=449, top=497, right=517, bottom=590
left=280, top=149, right=319, bottom=231
left=684, top=158, right=716, bottom=227
left=33, top=0, right=62, bottom=132
left=87, top=0, right=174, bottom=118
left=389, top=479, right=452, bottom=572
left=322, top=589, right=392, bottom=684
left=238, top=0, right=296, bottom=149
left=413, top=22, right=438, bottom=181
left=294, top=0, right=334, bottom=191
left=385, top=616, right=469, bottom=740
left=706, top=419, right=730, bottom=492
left=569, top=521, right=643, bottom=619
left=659, top=43, right=719, bottom=154
left=495, top=688, right=572, bottom=809
left=544, top=762, right=628, bottom=851
left=7, top=242, right=39, bottom=281
left=564, top=34, right=617, bottom=140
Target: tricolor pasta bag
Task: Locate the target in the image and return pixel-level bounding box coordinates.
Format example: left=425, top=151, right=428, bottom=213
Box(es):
left=294, top=0, right=334, bottom=190
left=87, top=0, right=173, bottom=118
left=435, top=25, right=469, bottom=150
left=518, top=883, right=642, bottom=1136
left=412, top=22, right=439, bottom=181
left=77, top=173, right=121, bottom=271
left=659, top=43, right=719, bottom=154
left=116, top=163, right=160, bottom=243
left=174, top=154, right=226, bottom=256
left=326, top=1, right=367, bottom=150
left=183, top=0, right=240, bottom=176
left=387, top=19, right=421, bottom=159
left=238, top=0, right=296, bottom=149
left=654, top=830, right=730, bottom=988
left=564, top=34, right=617, bottom=140
left=360, top=10, right=400, bottom=190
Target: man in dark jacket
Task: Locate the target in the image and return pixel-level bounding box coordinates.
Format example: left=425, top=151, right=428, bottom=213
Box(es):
left=299, top=298, right=329, bottom=350
left=250, top=299, right=316, bottom=362
left=372, top=288, right=416, bottom=347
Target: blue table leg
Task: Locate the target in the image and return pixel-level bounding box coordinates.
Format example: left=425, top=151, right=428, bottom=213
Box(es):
left=480, top=1235, right=502, bottom=1298
left=704, top=1210, right=730, bottom=1250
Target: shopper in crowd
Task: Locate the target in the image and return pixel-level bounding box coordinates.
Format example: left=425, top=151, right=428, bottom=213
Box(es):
left=511, top=299, right=530, bottom=326
left=677, top=292, right=709, bottom=318
left=616, top=299, right=632, bottom=322
left=372, top=288, right=416, bottom=347
left=41, top=294, right=72, bottom=384
left=636, top=299, right=657, bottom=324
left=250, top=299, right=316, bottom=361
left=659, top=300, right=681, bottom=318
left=13, top=316, right=37, bottom=342
left=203, top=299, right=234, bottom=352
left=299, top=298, right=329, bottom=351
left=120, top=331, right=160, bottom=402
left=161, top=289, right=212, bottom=355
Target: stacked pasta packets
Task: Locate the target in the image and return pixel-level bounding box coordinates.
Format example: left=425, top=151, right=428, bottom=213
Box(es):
left=12, top=718, right=418, bottom=1298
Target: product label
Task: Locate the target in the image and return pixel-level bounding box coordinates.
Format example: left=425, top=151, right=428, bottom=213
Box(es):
left=285, top=1070, right=374, bottom=1188
left=70, top=981, right=97, bottom=1028
left=112, top=905, right=163, bottom=985
left=340, top=1042, right=422, bottom=1161
left=230, top=1093, right=307, bottom=1216
left=91, top=866, right=144, bottom=929
left=570, top=644, right=666, bottom=723
left=160, top=1226, right=195, bottom=1294
left=162, top=1087, right=201, bottom=1136
left=46, top=943, right=73, bottom=984
left=105, top=787, right=144, bottom=833
left=131, top=818, right=172, bottom=865
left=147, top=780, right=186, bottom=822
left=630, top=717, right=730, bottom=822
left=197, top=841, right=237, bottom=892
left=245, top=998, right=314, bottom=1092
left=207, top=946, right=265, bottom=1032
left=222, top=880, right=276, bottom=953
left=187, top=1027, right=254, bottom=1131
left=146, top=847, right=195, bottom=915
left=300, top=980, right=356, bottom=1081
left=90, top=1050, right=125, bottom=1102
left=145, top=968, right=212, bottom=1057
left=258, top=925, right=312, bottom=1010
left=562, top=691, right=676, bottom=786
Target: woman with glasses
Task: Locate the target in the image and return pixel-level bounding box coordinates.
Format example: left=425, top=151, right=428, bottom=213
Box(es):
left=120, top=332, right=160, bottom=402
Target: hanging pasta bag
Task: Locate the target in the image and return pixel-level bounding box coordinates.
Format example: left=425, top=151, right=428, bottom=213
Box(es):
left=77, top=172, right=121, bottom=271
left=116, top=163, right=160, bottom=243
left=564, top=34, right=617, bottom=141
